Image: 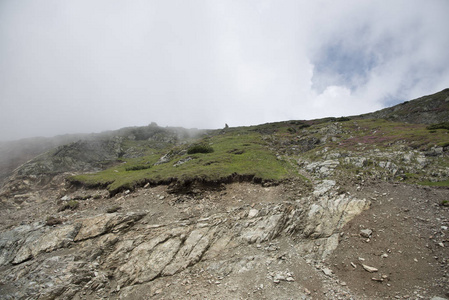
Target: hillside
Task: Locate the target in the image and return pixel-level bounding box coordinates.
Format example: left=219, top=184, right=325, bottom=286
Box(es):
left=358, top=88, right=449, bottom=124
left=0, top=90, right=448, bottom=299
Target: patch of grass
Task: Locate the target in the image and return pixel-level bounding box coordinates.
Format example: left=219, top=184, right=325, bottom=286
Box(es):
left=427, top=122, right=449, bottom=131
left=125, top=164, right=152, bottom=171
left=69, top=131, right=297, bottom=194
left=327, top=119, right=449, bottom=152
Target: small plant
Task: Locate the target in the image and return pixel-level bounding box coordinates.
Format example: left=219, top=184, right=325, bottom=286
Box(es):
left=126, top=165, right=151, bottom=171
left=187, top=143, right=214, bottom=154
left=427, top=122, right=449, bottom=130
left=58, top=200, right=79, bottom=212
left=441, top=200, right=449, bottom=207
left=336, top=116, right=351, bottom=122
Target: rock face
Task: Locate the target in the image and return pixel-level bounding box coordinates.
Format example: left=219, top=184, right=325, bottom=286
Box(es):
left=0, top=179, right=370, bottom=299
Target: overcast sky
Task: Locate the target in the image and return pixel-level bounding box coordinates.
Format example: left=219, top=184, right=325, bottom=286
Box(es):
left=1, top=0, right=448, bottom=141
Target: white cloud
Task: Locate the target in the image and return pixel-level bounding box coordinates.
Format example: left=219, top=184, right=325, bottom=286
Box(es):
left=0, top=0, right=448, bottom=140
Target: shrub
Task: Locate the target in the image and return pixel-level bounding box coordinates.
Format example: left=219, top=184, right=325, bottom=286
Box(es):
left=126, top=165, right=151, bottom=171
left=336, top=117, right=351, bottom=122
left=187, top=143, right=214, bottom=154
left=427, top=122, right=449, bottom=130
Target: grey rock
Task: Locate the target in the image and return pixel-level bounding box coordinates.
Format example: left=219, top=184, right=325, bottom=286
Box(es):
left=360, top=229, right=373, bottom=238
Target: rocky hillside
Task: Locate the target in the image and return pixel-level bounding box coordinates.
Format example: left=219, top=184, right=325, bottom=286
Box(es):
left=0, top=91, right=448, bottom=299
left=358, top=88, right=449, bottom=124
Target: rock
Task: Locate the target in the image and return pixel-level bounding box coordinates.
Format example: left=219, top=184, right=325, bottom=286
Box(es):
left=74, top=212, right=145, bottom=242
left=304, top=194, right=370, bottom=238
left=173, top=157, right=193, bottom=167
left=322, top=267, right=333, bottom=276
left=162, top=227, right=216, bottom=276
left=13, top=224, right=80, bottom=264
left=241, top=214, right=286, bottom=244
left=247, top=209, right=259, bottom=218
left=313, top=180, right=336, bottom=197
left=362, top=264, right=378, bottom=273
left=360, top=229, right=373, bottom=238
left=118, top=235, right=183, bottom=284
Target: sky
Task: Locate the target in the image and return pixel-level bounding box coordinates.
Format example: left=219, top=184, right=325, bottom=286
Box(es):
left=1, top=0, right=448, bottom=141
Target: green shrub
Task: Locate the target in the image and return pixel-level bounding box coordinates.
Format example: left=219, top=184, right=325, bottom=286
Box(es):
left=126, top=165, right=151, bottom=171
left=336, top=117, right=351, bottom=122
left=187, top=143, right=214, bottom=154
left=427, top=122, right=449, bottom=130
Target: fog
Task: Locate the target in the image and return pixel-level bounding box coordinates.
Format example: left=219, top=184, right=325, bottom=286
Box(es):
left=1, top=0, right=448, bottom=141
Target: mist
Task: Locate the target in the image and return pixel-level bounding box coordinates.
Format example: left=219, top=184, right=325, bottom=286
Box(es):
left=1, top=0, right=448, bottom=141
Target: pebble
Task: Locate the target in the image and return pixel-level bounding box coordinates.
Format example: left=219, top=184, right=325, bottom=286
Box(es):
left=362, top=264, right=378, bottom=273
left=360, top=229, right=373, bottom=238
left=322, top=267, right=333, bottom=276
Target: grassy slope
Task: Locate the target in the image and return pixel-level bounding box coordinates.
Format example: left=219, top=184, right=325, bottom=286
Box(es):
left=69, top=128, right=297, bottom=194
left=69, top=117, right=449, bottom=193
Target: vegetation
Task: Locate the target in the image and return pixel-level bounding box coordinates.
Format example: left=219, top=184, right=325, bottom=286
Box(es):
left=427, top=122, right=449, bottom=131
left=187, top=143, right=214, bottom=154
left=324, top=119, right=449, bottom=152
left=69, top=129, right=298, bottom=195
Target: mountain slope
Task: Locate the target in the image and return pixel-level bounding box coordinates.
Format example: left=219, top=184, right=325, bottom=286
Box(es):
left=358, top=88, right=449, bottom=124
left=0, top=90, right=448, bottom=299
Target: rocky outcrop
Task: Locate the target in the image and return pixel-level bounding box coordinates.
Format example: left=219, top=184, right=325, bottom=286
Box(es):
left=0, top=179, right=370, bottom=299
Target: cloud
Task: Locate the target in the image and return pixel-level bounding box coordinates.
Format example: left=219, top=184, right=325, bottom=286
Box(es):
left=0, top=0, right=448, bottom=140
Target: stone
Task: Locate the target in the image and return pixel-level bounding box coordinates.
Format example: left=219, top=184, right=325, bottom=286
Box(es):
left=322, top=267, right=333, bottom=276
left=360, top=229, right=373, bottom=238
left=248, top=208, right=259, bottom=218
left=13, top=224, right=80, bottom=264
left=362, top=264, right=378, bottom=273
left=74, top=212, right=145, bottom=242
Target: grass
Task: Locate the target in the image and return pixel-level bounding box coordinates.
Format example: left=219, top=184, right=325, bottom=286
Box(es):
left=69, top=131, right=296, bottom=195
left=68, top=116, right=449, bottom=194
left=325, top=119, right=449, bottom=151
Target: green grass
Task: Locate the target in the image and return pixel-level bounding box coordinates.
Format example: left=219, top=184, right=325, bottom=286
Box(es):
left=69, top=131, right=296, bottom=194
